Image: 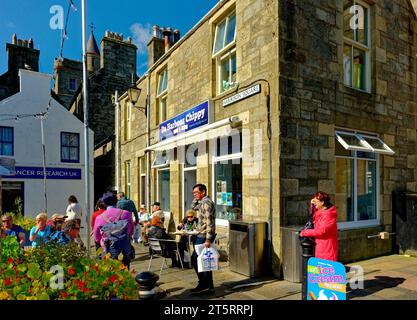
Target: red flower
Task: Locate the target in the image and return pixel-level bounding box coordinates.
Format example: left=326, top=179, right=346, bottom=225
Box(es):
left=77, top=280, right=86, bottom=290
left=7, top=257, right=13, bottom=264
left=4, top=278, right=12, bottom=286
left=109, top=275, right=118, bottom=283
left=83, top=288, right=90, bottom=294
left=84, top=271, right=89, bottom=277
left=103, top=281, right=108, bottom=287
left=68, top=268, right=75, bottom=276
left=61, top=292, right=68, bottom=299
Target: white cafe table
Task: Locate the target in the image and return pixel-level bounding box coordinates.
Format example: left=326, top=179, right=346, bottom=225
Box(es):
left=170, top=230, right=199, bottom=268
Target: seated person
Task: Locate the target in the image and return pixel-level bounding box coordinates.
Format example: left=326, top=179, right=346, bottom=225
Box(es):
left=147, top=216, right=185, bottom=268
left=176, top=209, right=198, bottom=265
left=48, top=219, right=81, bottom=247
left=47, top=213, right=67, bottom=232
left=2, top=214, right=26, bottom=248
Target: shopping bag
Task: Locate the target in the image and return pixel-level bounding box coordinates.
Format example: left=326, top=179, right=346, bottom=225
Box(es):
left=197, top=245, right=219, bottom=273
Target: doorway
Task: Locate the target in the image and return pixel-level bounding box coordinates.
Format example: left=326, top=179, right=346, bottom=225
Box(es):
left=1, top=181, right=24, bottom=214
left=182, top=167, right=196, bottom=218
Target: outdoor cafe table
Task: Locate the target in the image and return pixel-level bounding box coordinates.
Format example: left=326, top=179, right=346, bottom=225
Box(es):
left=170, top=230, right=199, bottom=268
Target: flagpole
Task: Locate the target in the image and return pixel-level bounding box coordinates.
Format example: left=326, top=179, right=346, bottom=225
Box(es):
left=81, top=0, right=91, bottom=257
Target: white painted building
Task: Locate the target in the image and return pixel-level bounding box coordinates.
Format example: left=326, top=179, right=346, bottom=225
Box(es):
left=0, top=69, right=94, bottom=227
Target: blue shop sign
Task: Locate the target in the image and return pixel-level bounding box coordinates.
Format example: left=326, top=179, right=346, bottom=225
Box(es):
left=159, top=100, right=210, bottom=141
left=307, top=258, right=347, bottom=300
left=3, top=166, right=81, bottom=180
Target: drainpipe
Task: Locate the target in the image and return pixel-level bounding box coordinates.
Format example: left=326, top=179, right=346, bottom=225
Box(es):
left=145, top=74, right=151, bottom=213
left=114, top=90, right=121, bottom=192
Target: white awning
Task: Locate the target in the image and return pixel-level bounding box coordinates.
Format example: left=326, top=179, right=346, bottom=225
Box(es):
left=147, top=116, right=239, bottom=152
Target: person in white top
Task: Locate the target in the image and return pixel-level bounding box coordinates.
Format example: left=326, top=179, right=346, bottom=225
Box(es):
left=66, top=195, right=83, bottom=221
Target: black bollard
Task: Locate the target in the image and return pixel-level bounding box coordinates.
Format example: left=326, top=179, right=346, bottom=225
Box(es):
left=300, top=237, right=315, bottom=300
left=135, top=271, right=159, bottom=299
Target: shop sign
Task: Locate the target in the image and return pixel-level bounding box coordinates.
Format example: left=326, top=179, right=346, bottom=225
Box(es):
left=159, top=100, right=210, bottom=141
left=307, top=258, right=347, bottom=300
left=3, top=166, right=82, bottom=180
left=222, top=84, right=261, bottom=107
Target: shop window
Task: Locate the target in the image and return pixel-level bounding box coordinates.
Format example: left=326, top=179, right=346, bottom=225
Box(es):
left=212, top=131, right=242, bottom=223
left=157, top=68, right=168, bottom=124
left=213, top=11, right=237, bottom=94
left=335, top=130, right=393, bottom=227
left=125, top=161, right=131, bottom=199
left=158, top=169, right=170, bottom=212
left=139, top=156, right=146, bottom=206
left=343, top=0, right=371, bottom=92
left=0, top=126, right=14, bottom=156
left=151, top=151, right=171, bottom=169
left=61, top=132, right=79, bottom=163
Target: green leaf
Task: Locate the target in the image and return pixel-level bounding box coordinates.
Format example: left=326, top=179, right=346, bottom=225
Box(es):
left=36, top=292, right=50, bottom=300
left=17, top=264, right=27, bottom=273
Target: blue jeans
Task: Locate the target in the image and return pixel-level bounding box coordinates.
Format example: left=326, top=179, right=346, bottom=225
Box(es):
left=191, top=235, right=215, bottom=289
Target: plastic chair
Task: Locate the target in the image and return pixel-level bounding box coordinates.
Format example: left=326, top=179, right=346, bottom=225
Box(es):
left=147, top=238, right=184, bottom=276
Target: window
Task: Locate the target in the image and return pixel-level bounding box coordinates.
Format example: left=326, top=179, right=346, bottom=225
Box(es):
left=0, top=126, right=13, bottom=156
left=158, top=168, right=170, bottom=212
left=343, top=0, right=371, bottom=91
left=157, top=68, right=168, bottom=124
left=213, top=11, right=237, bottom=94
left=125, top=161, right=131, bottom=199
left=139, top=156, right=146, bottom=206
left=212, top=131, right=242, bottom=225
left=125, top=101, right=132, bottom=141
left=151, top=151, right=170, bottom=169
left=69, top=78, right=77, bottom=92
left=61, top=132, right=79, bottom=163
left=335, top=130, right=393, bottom=228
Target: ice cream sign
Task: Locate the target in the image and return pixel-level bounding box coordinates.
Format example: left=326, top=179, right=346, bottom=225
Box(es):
left=307, top=258, right=347, bottom=300
left=159, top=100, right=210, bottom=141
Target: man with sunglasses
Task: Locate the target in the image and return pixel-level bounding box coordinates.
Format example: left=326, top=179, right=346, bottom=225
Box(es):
left=1, top=214, right=26, bottom=247
left=48, top=219, right=81, bottom=246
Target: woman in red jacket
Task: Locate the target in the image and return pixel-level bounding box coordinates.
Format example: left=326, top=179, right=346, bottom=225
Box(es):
left=300, top=191, right=338, bottom=261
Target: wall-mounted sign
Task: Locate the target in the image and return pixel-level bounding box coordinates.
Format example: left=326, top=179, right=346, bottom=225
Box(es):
left=3, top=166, right=82, bottom=180
left=307, top=258, right=347, bottom=300
left=159, top=100, right=210, bottom=141
left=222, top=84, right=261, bottom=107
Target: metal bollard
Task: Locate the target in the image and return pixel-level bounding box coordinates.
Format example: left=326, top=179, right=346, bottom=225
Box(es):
left=135, top=271, right=159, bottom=299
left=300, top=237, right=315, bottom=300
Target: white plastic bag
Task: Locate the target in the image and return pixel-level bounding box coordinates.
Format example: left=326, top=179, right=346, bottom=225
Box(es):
left=197, top=245, right=219, bottom=273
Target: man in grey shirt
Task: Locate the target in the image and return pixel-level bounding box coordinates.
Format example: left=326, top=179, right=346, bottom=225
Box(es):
left=190, top=183, right=216, bottom=295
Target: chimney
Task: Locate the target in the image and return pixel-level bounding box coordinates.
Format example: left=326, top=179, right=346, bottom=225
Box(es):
left=28, top=38, right=34, bottom=48
left=23, top=40, right=28, bottom=48
left=147, top=25, right=165, bottom=67
left=173, top=29, right=180, bottom=44
left=12, top=34, right=17, bottom=45
left=17, top=39, right=23, bottom=46
left=162, top=27, right=172, bottom=52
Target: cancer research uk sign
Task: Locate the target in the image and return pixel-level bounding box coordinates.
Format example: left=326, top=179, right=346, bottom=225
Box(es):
left=307, top=258, right=347, bottom=300
left=159, top=100, right=209, bottom=141
left=4, top=166, right=81, bottom=180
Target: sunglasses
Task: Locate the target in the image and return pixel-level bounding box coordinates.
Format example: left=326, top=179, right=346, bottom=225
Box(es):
left=187, top=216, right=194, bottom=218
left=2, top=220, right=10, bottom=223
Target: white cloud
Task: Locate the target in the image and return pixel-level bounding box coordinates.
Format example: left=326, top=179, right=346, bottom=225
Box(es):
left=130, top=22, right=152, bottom=55
left=6, top=21, right=16, bottom=28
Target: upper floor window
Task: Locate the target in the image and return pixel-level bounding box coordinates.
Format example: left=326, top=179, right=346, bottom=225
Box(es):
left=213, top=11, right=237, bottom=94
left=61, top=132, right=79, bottom=163
left=124, top=101, right=132, bottom=141
left=343, top=0, right=371, bottom=92
left=0, top=126, right=13, bottom=156
left=69, top=78, right=77, bottom=92
left=157, top=68, right=168, bottom=124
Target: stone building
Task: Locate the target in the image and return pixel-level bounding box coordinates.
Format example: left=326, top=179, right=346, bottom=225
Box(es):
left=0, top=34, right=39, bottom=101
left=55, top=31, right=137, bottom=201
left=117, top=0, right=417, bottom=276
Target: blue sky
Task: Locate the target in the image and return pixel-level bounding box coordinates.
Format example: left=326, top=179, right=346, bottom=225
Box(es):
left=0, top=0, right=219, bottom=76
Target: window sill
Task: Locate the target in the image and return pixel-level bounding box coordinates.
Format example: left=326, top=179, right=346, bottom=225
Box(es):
left=61, top=160, right=80, bottom=164
left=337, top=220, right=380, bottom=231
left=215, top=87, right=239, bottom=101
left=342, top=84, right=371, bottom=96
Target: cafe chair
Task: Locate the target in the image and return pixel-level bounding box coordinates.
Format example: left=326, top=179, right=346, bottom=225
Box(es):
left=147, top=238, right=184, bottom=276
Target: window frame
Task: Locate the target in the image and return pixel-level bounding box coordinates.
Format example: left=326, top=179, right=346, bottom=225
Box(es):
left=125, top=160, right=131, bottom=199
left=335, top=130, right=394, bottom=155
left=343, top=0, right=371, bottom=93
left=217, top=48, right=237, bottom=94
left=212, top=11, right=237, bottom=58
left=60, top=132, right=80, bottom=163
left=0, top=126, right=14, bottom=156
left=126, top=101, right=132, bottom=141
left=335, top=130, right=381, bottom=230
left=139, top=156, right=146, bottom=206
left=157, top=68, right=168, bottom=124
left=157, top=167, right=170, bottom=214
left=68, top=78, right=77, bottom=92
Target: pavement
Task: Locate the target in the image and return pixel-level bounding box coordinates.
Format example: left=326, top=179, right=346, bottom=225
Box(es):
left=130, top=242, right=417, bottom=300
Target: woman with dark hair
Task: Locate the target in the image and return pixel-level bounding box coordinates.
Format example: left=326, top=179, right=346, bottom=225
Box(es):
left=300, top=191, right=338, bottom=261
left=66, top=195, right=83, bottom=221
